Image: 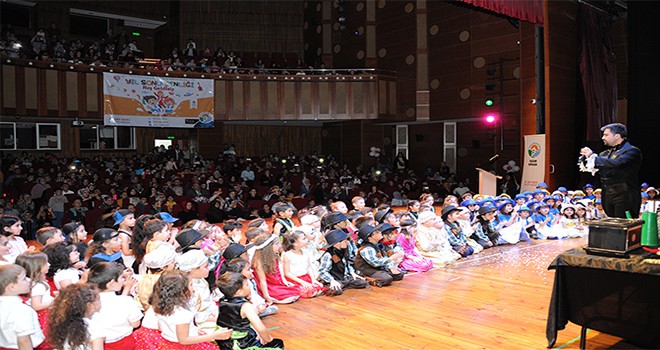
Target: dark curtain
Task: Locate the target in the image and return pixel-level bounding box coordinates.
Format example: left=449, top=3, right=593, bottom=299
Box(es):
left=458, top=0, right=543, bottom=26
left=577, top=4, right=617, bottom=140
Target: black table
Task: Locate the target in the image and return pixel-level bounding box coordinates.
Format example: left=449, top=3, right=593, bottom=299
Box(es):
left=546, top=247, right=660, bottom=349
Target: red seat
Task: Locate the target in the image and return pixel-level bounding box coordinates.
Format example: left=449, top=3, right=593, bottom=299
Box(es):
left=246, top=199, right=266, bottom=210
left=291, top=197, right=307, bottom=211
left=85, top=208, right=103, bottom=231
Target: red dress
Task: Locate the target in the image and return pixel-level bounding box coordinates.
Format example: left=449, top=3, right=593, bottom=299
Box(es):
left=296, top=274, right=326, bottom=298
left=254, top=261, right=300, bottom=302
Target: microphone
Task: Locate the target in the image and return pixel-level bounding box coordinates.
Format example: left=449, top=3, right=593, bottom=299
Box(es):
left=488, top=154, right=500, bottom=164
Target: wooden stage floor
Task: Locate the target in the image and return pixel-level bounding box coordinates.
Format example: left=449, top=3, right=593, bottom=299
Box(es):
left=261, top=237, right=642, bottom=349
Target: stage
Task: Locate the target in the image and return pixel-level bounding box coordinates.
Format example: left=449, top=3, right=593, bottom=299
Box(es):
left=262, top=237, right=642, bottom=349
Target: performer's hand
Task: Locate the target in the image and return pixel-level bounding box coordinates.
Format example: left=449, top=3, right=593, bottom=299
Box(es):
left=580, top=147, right=593, bottom=158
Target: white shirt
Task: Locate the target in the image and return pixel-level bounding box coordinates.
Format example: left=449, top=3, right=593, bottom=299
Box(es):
left=27, top=282, right=55, bottom=307
left=53, top=268, right=81, bottom=290
left=191, top=278, right=217, bottom=323
left=5, top=236, right=28, bottom=263
left=88, top=291, right=143, bottom=342
left=282, top=250, right=313, bottom=277
left=0, top=296, right=45, bottom=348
left=157, top=306, right=197, bottom=342
left=141, top=307, right=159, bottom=330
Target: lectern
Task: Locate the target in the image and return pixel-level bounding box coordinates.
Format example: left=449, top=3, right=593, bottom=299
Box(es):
left=476, top=168, right=501, bottom=197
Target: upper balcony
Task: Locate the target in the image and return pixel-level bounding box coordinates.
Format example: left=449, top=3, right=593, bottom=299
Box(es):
left=0, top=57, right=399, bottom=122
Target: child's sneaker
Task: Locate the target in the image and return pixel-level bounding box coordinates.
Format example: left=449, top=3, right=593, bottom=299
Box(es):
left=259, top=305, right=279, bottom=317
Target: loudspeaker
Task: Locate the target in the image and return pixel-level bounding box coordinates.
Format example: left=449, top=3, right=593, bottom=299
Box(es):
left=415, top=134, right=424, bottom=142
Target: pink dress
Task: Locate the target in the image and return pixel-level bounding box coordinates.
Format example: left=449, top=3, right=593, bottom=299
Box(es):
left=254, top=260, right=301, bottom=302
left=396, top=233, right=433, bottom=272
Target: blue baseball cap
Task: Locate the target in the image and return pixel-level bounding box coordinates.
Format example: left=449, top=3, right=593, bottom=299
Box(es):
left=113, top=209, right=133, bottom=226
left=155, top=212, right=179, bottom=223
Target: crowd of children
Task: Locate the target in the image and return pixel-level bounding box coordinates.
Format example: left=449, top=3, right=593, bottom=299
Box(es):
left=0, top=180, right=623, bottom=349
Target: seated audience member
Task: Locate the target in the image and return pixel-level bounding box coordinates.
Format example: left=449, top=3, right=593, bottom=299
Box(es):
left=475, top=205, right=508, bottom=246
left=354, top=225, right=404, bottom=286
left=215, top=272, right=285, bottom=350
left=415, top=212, right=461, bottom=266
left=251, top=233, right=300, bottom=304
left=151, top=270, right=231, bottom=349
left=441, top=205, right=475, bottom=258
left=281, top=231, right=325, bottom=298
left=395, top=219, right=433, bottom=272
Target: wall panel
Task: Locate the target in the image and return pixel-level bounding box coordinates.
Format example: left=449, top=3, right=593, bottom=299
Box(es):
left=66, top=72, right=78, bottom=112
left=46, top=70, right=59, bottom=111
left=24, top=68, right=37, bottom=110
left=86, top=74, right=98, bottom=112
left=2, top=66, right=16, bottom=109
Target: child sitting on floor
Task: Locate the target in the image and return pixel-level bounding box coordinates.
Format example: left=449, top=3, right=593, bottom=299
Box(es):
left=281, top=231, right=325, bottom=298
left=152, top=270, right=231, bottom=350
left=394, top=219, right=433, bottom=273
left=219, top=258, right=279, bottom=318
left=318, top=229, right=368, bottom=295
left=251, top=233, right=300, bottom=304
left=216, top=272, right=285, bottom=350
left=354, top=225, right=404, bottom=286
left=176, top=249, right=218, bottom=327
left=441, top=206, right=475, bottom=258
left=415, top=212, right=461, bottom=266
left=457, top=207, right=493, bottom=250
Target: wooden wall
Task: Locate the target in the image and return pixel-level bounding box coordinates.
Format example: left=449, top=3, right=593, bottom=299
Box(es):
left=303, top=1, right=324, bottom=67
left=376, top=1, right=417, bottom=121
left=177, top=1, right=304, bottom=55
left=216, top=124, right=322, bottom=157
left=300, top=1, right=530, bottom=178
left=544, top=0, right=578, bottom=189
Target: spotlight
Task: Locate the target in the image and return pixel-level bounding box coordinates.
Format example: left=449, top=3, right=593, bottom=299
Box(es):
left=319, top=158, right=325, bottom=164
left=375, top=170, right=382, bottom=176
left=281, top=159, right=287, bottom=164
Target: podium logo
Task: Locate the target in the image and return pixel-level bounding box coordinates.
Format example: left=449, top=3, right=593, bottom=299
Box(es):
left=528, top=142, right=541, bottom=158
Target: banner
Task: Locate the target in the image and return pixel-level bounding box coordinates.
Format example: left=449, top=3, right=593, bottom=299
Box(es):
left=521, top=134, right=546, bottom=193
left=103, top=73, right=214, bottom=128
